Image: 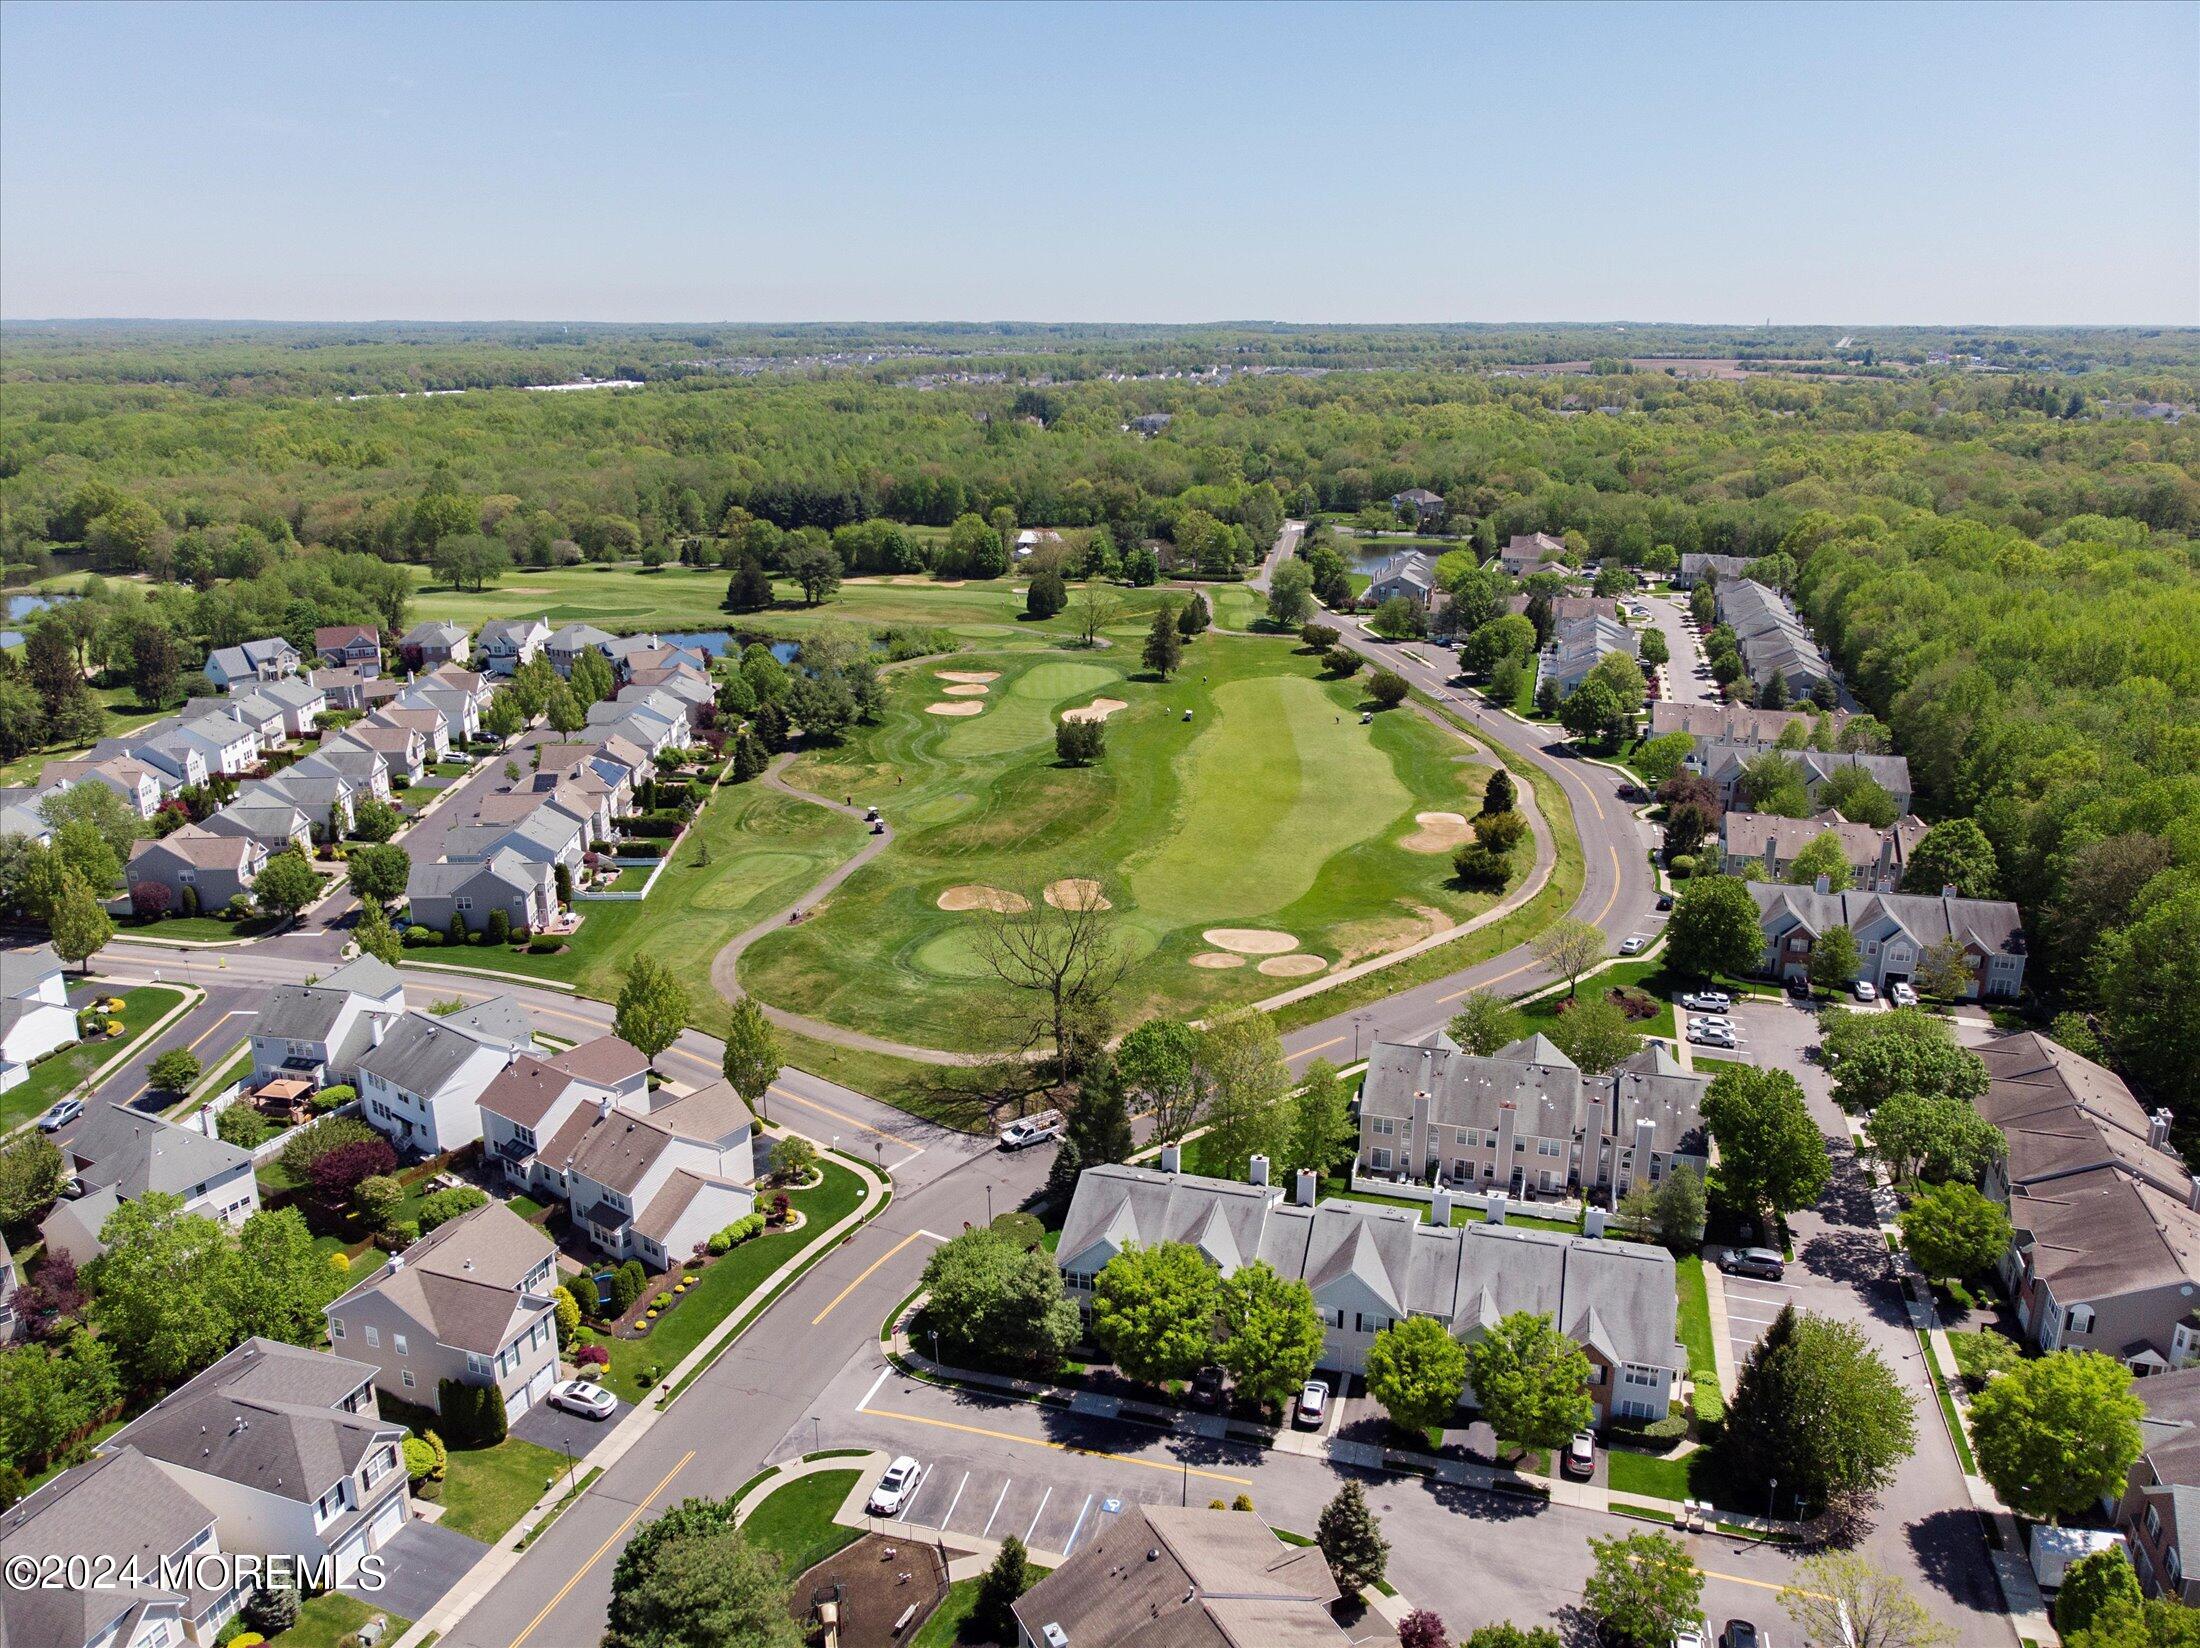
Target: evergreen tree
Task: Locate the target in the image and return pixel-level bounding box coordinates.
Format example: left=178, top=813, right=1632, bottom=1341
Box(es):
left=1177, top=590, right=1210, bottom=637
left=1143, top=603, right=1184, bottom=678
left=1315, top=1481, right=1389, bottom=1594
left=970, top=1537, right=1034, bottom=1646
left=1047, top=1060, right=1135, bottom=1201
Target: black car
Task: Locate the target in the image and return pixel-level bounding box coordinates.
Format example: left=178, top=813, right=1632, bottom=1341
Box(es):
left=1191, top=1365, right=1227, bottom=1410
left=1655, top=892, right=1674, bottom=911
left=1720, top=1622, right=1762, bottom=1648
left=1786, top=975, right=1811, bottom=1000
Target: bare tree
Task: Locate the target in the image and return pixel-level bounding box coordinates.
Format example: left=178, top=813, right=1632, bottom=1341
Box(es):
left=1781, top=1552, right=1952, bottom=1648
left=1533, top=917, right=1608, bottom=998
left=1072, top=585, right=1121, bottom=648
left=974, top=878, right=1128, bottom=1074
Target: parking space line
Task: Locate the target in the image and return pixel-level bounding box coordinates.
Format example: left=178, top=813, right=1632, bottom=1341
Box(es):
left=1024, top=1486, right=1053, bottom=1546
left=936, top=1471, right=968, bottom=1532
left=1062, top=1493, right=1095, bottom=1555
left=858, top=1404, right=1255, bottom=1485
left=1726, top=1311, right=1784, bottom=1326
left=899, top=1462, right=936, bottom=1522
left=981, top=1477, right=1013, bottom=1537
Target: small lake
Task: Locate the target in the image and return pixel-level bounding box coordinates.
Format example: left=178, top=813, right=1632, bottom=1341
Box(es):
left=654, top=630, right=802, bottom=666
left=1, top=591, right=72, bottom=650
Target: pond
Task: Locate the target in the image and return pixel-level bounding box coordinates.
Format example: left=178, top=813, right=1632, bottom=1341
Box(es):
left=1, top=591, right=73, bottom=650
left=654, top=631, right=802, bottom=667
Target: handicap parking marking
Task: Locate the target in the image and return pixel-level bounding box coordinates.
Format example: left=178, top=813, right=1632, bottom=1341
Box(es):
left=1060, top=1493, right=1097, bottom=1556
left=1024, top=1485, right=1054, bottom=1547
left=980, top=1476, right=1014, bottom=1538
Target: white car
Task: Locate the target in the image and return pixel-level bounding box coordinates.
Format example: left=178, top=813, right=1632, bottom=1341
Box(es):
left=1680, top=990, right=1731, bottom=1013
left=1295, top=1380, right=1330, bottom=1428
left=1619, top=934, right=1649, bottom=956
left=1688, top=1024, right=1738, bottom=1049
left=867, top=1455, right=922, bottom=1516
left=1890, top=982, right=1918, bottom=1008
left=997, top=1111, right=1064, bottom=1151
left=1852, top=980, right=1878, bottom=1003
left=1686, top=1014, right=1735, bottom=1032
left=1673, top=1629, right=1707, bottom=1648
left=549, top=1379, right=616, bottom=1420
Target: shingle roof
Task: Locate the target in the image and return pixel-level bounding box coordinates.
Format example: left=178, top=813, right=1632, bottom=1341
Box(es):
left=2, top=943, right=63, bottom=996
left=546, top=1035, right=649, bottom=1087
left=479, top=1053, right=600, bottom=1129
left=332, top=1201, right=553, bottom=1354
left=69, top=1103, right=252, bottom=1200
left=0, top=1448, right=210, bottom=1648
left=2010, top=1165, right=2200, bottom=1297
left=358, top=1009, right=513, bottom=1098
left=1747, top=882, right=2025, bottom=957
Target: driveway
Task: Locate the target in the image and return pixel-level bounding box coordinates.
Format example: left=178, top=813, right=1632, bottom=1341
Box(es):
left=341, top=1517, right=487, bottom=1621
left=512, top=1389, right=633, bottom=1459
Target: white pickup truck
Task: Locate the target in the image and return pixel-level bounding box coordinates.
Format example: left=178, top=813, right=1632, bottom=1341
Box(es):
left=997, top=1110, right=1066, bottom=1151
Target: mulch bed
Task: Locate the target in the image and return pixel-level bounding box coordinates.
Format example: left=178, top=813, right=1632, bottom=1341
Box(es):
left=791, top=1534, right=950, bottom=1648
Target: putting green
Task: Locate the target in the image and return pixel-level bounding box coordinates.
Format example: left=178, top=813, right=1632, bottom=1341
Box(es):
left=941, top=660, right=1116, bottom=758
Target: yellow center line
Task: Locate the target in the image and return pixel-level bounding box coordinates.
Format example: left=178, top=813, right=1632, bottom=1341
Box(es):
left=1286, top=1035, right=1345, bottom=1063
left=506, top=1449, right=694, bottom=1648
left=768, top=1083, right=900, bottom=1144
left=859, top=1406, right=1254, bottom=1485
left=124, top=1009, right=251, bottom=1108
left=1701, top=1567, right=1824, bottom=1599
left=812, top=1230, right=928, bottom=1325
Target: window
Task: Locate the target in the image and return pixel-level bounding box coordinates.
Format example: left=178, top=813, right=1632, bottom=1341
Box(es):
left=2068, top=1304, right=2096, bottom=1337
left=1622, top=1366, right=1658, bottom=1387
left=1371, top=1118, right=1396, bottom=1137
left=467, top=1352, right=492, bottom=1378
left=2149, top=1505, right=2164, bottom=1541
left=363, top=1325, right=379, bottom=1348
left=1371, top=1148, right=1392, bottom=1171
left=315, top=1482, right=347, bottom=1524
left=330, top=1317, right=345, bottom=1339
left=1537, top=1140, right=1562, bottom=1158
left=401, top=1369, right=415, bottom=1389
left=2170, top=1545, right=2183, bottom=1589
left=393, top=1334, right=408, bottom=1356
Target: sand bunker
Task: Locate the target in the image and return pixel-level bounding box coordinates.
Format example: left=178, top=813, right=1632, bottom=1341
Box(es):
left=1189, top=952, right=1247, bottom=970
left=1202, top=928, right=1299, bottom=955
left=1060, top=697, right=1128, bottom=724
left=1258, top=954, right=1329, bottom=977
left=942, top=683, right=991, bottom=697
left=936, top=671, right=1000, bottom=684
left=925, top=701, right=986, bottom=717
left=1400, top=811, right=1472, bottom=853
left=1043, top=878, right=1111, bottom=911
left=937, top=885, right=1030, bottom=913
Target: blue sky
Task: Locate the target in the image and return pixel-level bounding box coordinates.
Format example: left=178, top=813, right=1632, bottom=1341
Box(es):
left=3, top=0, right=2193, bottom=323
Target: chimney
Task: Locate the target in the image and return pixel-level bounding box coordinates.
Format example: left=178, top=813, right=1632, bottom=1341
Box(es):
left=2152, top=1109, right=2175, bottom=1151
left=1248, top=1154, right=1269, bottom=1188
left=2188, top=1177, right=2200, bottom=1213
left=1294, top=1168, right=1317, bottom=1207
left=597, top=1094, right=613, bottom=1121
left=369, top=1015, right=385, bottom=1048
left=1485, top=1192, right=1508, bottom=1226
left=387, top=1253, right=404, bottom=1271
left=1431, top=1188, right=1453, bottom=1228
left=1584, top=1206, right=1608, bottom=1239
left=1634, top=1116, right=1657, bottom=1174
left=1814, top=874, right=1831, bottom=895
left=1763, top=834, right=1777, bottom=878
left=1159, top=1142, right=1181, bottom=1174
left=1876, top=830, right=1896, bottom=891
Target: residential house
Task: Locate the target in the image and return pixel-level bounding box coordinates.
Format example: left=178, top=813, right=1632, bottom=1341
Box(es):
left=1690, top=740, right=1914, bottom=815
left=1505, top=593, right=1620, bottom=627
left=1, top=942, right=78, bottom=1094
left=2117, top=1368, right=2200, bottom=1601
left=366, top=704, right=452, bottom=762
left=398, top=620, right=469, bottom=669
left=290, top=741, right=392, bottom=803
left=1011, top=1506, right=1347, bottom=1648
left=1647, top=700, right=1844, bottom=748
left=127, top=826, right=267, bottom=917
left=249, top=954, right=406, bottom=1090
left=620, top=665, right=715, bottom=716
left=1389, top=486, right=1446, bottom=527
left=251, top=677, right=329, bottom=739
left=234, top=769, right=356, bottom=840
left=422, top=663, right=494, bottom=715
left=0, top=786, right=57, bottom=847
left=468, top=788, right=603, bottom=856
left=107, top=730, right=208, bottom=795
left=406, top=852, right=555, bottom=939
left=1127, top=411, right=1172, bottom=435
left=167, top=714, right=264, bottom=777
left=478, top=1058, right=755, bottom=1270
left=1058, top=1157, right=1686, bottom=1419
left=1980, top=1033, right=2200, bottom=1373
left=1535, top=613, right=1640, bottom=700
left=327, top=1201, right=562, bottom=1419
left=359, top=676, right=405, bottom=711
left=443, top=811, right=587, bottom=887
left=37, top=756, right=167, bottom=818
left=1719, top=810, right=1929, bottom=890
left=217, top=692, right=288, bottom=752
left=396, top=682, right=480, bottom=747
left=546, top=622, right=618, bottom=678
left=334, top=722, right=427, bottom=786
left=202, top=636, right=300, bottom=691
left=1675, top=552, right=1753, bottom=587
left=314, top=623, right=384, bottom=677
left=584, top=697, right=683, bottom=756
left=1747, top=883, right=2027, bottom=997
left=42, top=1104, right=258, bottom=1265
left=523, top=763, right=618, bottom=841
left=477, top=615, right=550, bottom=676
left=1365, top=550, right=1439, bottom=608
left=1499, top=532, right=1569, bottom=577
left=1012, top=528, right=1063, bottom=559
left=1713, top=579, right=1831, bottom=697
left=1359, top=1030, right=1708, bottom=1200
left=354, top=999, right=530, bottom=1153
left=103, top=1338, right=410, bottom=1588
left=311, top=665, right=372, bottom=710
left=0, top=1236, right=18, bottom=1344
left=200, top=800, right=314, bottom=857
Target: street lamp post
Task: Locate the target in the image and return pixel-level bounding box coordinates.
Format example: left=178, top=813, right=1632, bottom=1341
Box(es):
left=986, top=1182, right=994, bottom=1224
left=811, top=1415, right=822, bottom=1454
left=1768, top=1476, right=1778, bottom=1523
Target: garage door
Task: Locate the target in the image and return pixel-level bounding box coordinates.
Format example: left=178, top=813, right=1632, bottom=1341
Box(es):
left=508, top=1363, right=553, bottom=1419
left=368, top=1493, right=406, bottom=1550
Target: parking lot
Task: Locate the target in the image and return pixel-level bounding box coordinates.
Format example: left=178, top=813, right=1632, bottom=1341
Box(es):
left=886, top=1455, right=1233, bottom=1558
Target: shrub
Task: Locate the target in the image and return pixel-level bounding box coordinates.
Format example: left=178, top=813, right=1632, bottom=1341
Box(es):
left=180, top=883, right=200, bottom=918
left=528, top=934, right=563, bottom=953
left=402, top=924, right=436, bottom=947
left=312, top=1083, right=356, bottom=1112
left=1056, top=717, right=1106, bottom=766
left=241, top=1587, right=299, bottom=1635
left=435, top=1379, right=508, bottom=1446
left=770, top=1192, right=791, bottom=1224
left=611, top=1260, right=646, bottom=1316
left=554, top=1289, right=580, bottom=1345
left=990, top=1211, right=1047, bottom=1251
left=402, top=1431, right=447, bottom=1488
left=383, top=1219, right=420, bottom=1247
left=485, top=908, right=511, bottom=946
left=215, top=1105, right=275, bottom=1149
left=279, top=1114, right=380, bottom=1181
left=415, top=1185, right=489, bottom=1233
left=565, top=1277, right=599, bottom=1321
left=309, top=1138, right=397, bottom=1203
left=574, top=1343, right=610, bottom=1369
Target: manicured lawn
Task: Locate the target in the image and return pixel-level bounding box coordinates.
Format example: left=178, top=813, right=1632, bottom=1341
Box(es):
left=118, top=912, right=285, bottom=941
left=273, top=1591, right=410, bottom=1648
left=740, top=635, right=1506, bottom=1052
left=1675, top=1255, right=1724, bottom=1423
left=597, top=1158, right=864, bottom=1392
left=434, top=1435, right=571, bottom=1543
left=912, top=1577, right=983, bottom=1648
left=0, top=983, right=187, bottom=1132
left=738, top=1468, right=863, bottom=1576
left=1521, top=954, right=1681, bottom=1040
left=1606, top=1446, right=1700, bottom=1502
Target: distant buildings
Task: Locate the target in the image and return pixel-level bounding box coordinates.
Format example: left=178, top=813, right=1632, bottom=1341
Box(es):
left=1713, top=579, right=1831, bottom=699
left=1719, top=810, right=1927, bottom=889
left=1747, top=883, right=2026, bottom=998
left=202, top=636, right=300, bottom=692
left=1389, top=486, right=1446, bottom=528
left=1499, top=532, right=1570, bottom=578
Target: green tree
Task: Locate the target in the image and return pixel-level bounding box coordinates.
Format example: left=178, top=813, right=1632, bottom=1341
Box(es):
left=2057, top=1548, right=2144, bottom=1636
left=481, top=690, right=526, bottom=741
left=1649, top=1164, right=1708, bottom=1249
left=1714, top=1305, right=1917, bottom=1513
left=1582, top=1531, right=1704, bottom=1648
left=1216, top=1261, right=1324, bottom=1411
left=1314, top=1480, right=1389, bottom=1594
left=1055, top=716, right=1106, bottom=765
left=1369, top=596, right=1424, bottom=641
left=1464, top=1311, right=1594, bottom=1451
left=346, top=842, right=410, bottom=907
left=1142, top=603, right=1183, bottom=678
left=1781, top=1552, right=1954, bottom=1648
left=602, top=1519, right=800, bottom=1648
left=1177, top=590, right=1211, bottom=638
left=0, top=1134, right=68, bottom=1228
left=1809, top=923, right=1862, bottom=990
left=1666, top=874, right=1764, bottom=980
left=917, top=1226, right=1079, bottom=1370
left=1462, top=1627, right=1563, bottom=1648
left=1829, top=1009, right=1988, bottom=1114
left=1547, top=996, right=1641, bottom=1074
left=354, top=898, right=402, bottom=965
left=1048, top=1059, right=1136, bottom=1202
left=1787, top=832, right=1854, bottom=892
left=1897, top=1182, right=2011, bottom=1280
left=720, top=996, right=782, bottom=1120
left=1633, top=731, right=1696, bottom=788
left=253, top=848, right=320, bottom=919
left=1970, top=1350, right=2144, bottom=1521
left=349, top=796, right=401, bottom=843
left=147, top=1049, right=202, bottom=1093
left=1090, top=1242, right=1221, bottom=1386
left=1913, top=935, right=1975, bottom=1001
left=615, top=954, right=690, bottom=1070
left=1817, top=766, right=1898, bottom=829
left=1447, top=991, right=1525, bottom=1055
left=1117, top=1019, right=1203, bottom=1140
left=546, top=682, right=585, bottom=732
left=569, top=645, right=616, bottom=708
left=229, top=1206, right=334, bottom=1346
left=969, top=1536, right=1036, bottom=1646
left=1701, top=1065, right=1831, bottom=1224
left=1900, top=818, right=1999, bottom=898
left=1285, top=1057, right=1356, bottom=1178
left=353, top=1173, right=404, bottom=1232
left=1026, top=569, right=1068, bottom=620
left=1267, top=558, right=1314, bottom=627
left=89, top=1193, right=237, bottom=1389
left=2096, top=875, right=2200, bottom=1099
left=1365, top=1316, right=1467, bottom=1436
left=1192, top=1014, right=1292, bottom=1180
left=1324, top=643, right=1363, bottom=679
left=42, top=784, right=141, bottom=874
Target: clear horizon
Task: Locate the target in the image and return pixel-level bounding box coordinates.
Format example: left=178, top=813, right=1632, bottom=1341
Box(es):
left=3, top=0, right=2195, bottom=326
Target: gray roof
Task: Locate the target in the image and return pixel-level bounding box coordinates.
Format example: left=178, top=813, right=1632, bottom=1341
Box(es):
left=1747, top=882, right=2025, bottom=957
left=402, top=620, right=468, bottom=648
left=549, top=622, right=616, bottom=650
left=0, top=1448, right=212, bottom=1648
left=1648, top=701, right=1842, bottom=744
left=331, top=1200, right=553, bottom=1354
left=1979, top=1032, right=2189, bottom=1202
left=1368, top=551, right=1436, bottom=594
left=259, top=678, right=327, bottom=711
left=253, top=956, right=401, bottom=1054
left=480, top=615, right=549, bottom=645
left=206, top=637, right=297, bottom=676
left=410, top=852, right=541, bottom=902
left=1697, top=741, right=1911, bottom=797
left=40, top=1183, right=121, bottom=1259
left=358, top=1007, right=519, bottom=1097
left=2, top=943, right=64, bottom=997
left=69, top=1104, right=252, bottom=1201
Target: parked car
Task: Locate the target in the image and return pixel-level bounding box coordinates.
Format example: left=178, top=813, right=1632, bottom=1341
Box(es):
left=1191, top=1365, right=1227, bottom=1410
left=997, top=1110, right=1065, bottom=1151
left=36, top=1097, right=83, bottom=1132
left=1674, top=1629, right=1708, bottom=1648
left=1620, top=934, right=1649, bottom=955
left=1680, top=990, right=1731, bottom=1013
left=1562, top=1430, right=1597, bottom=1480
left=1295, top=1380, right=1330, bottom=1429
left=550, top=1379, right=617, bottom=1420
left=867, top=1455, right=922, bottom=1516
left=1720, top=1247, right=1786, bottom=1282
left=1852, top=980, right=1878, bottom=1003
left=1786, top=975, right=1812, bottom=1000
left=1688, top=1023, right=1737, bottom=1049
left=1719, top=1622, right=1764, bottom=1648
left=1686, top=1015, right=1735, bottom=1032
left=1655, top=892, right=1675, bottom=911
left=1890, top=981, right=1919, bottom=1007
